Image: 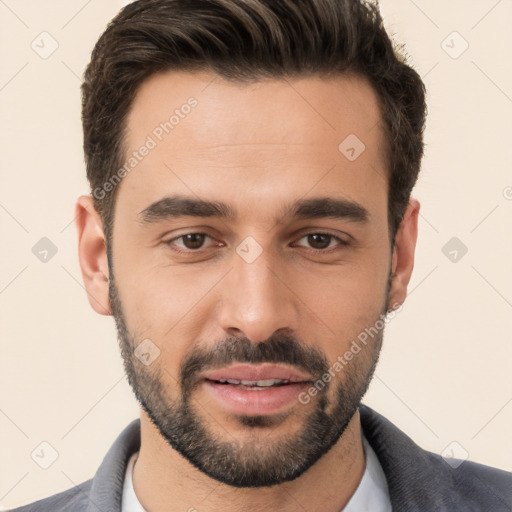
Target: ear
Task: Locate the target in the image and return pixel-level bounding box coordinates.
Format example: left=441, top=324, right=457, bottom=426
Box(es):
left=75, top=195, right=112, bottom=316
left=387, top=198, right=420, bottom=311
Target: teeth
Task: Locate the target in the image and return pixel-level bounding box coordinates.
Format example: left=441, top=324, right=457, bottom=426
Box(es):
left=214, top=378, right=290, bottom=386
left=217, top=379, right=290, bottom=389
left=240, top=379, right=289, bottom=386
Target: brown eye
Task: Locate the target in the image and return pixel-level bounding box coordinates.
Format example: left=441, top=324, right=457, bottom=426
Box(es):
left=180, top=233, right=206, bottom=249
left=307, top=234, right=332, bottom=249
left=167, top=233, right=215, bottom=252
left=294, top=232, right=349, bottom=251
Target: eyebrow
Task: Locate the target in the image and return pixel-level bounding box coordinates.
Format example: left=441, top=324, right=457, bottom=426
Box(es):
left=138, top=195, right=370, bottom=225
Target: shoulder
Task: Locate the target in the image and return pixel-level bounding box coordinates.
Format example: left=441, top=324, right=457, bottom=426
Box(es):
left=8, top=419, right=140, bottom=511
left=359, top=404, right=512, bottom=510
left=447, top=457, right=512, bottom=506
left=8, top=479, right=91, bottom=511
left=420, top=451, right=512, bottom=509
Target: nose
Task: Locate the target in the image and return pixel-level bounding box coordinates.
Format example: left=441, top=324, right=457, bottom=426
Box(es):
left=217, top=247, right=300, bottom=343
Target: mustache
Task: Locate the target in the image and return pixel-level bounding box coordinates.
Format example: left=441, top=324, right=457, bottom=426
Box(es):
left=180, top=332, right=329, bottom=391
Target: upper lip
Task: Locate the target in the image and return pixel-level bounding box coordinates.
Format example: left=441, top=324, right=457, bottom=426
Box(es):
left=203, top=363, right=313, bottom=383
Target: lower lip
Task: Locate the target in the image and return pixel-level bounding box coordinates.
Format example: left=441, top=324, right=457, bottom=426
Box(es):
left=203, top=380, right=311, bottom=416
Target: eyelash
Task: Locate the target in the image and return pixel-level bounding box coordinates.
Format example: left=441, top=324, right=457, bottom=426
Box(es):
left=165, top=232, right=350, bottom=254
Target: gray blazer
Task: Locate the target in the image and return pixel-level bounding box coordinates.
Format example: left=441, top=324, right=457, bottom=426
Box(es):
left=10, top=405, right=512, bottom=511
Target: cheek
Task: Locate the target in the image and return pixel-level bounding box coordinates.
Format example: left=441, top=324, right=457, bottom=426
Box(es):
left=292, top=257, right=389, bottom=341
left=114, top=265, right=221, bottom=374
left=319, top=303, right=385, bottom=376
left=113, top=237, right=201, bottom=328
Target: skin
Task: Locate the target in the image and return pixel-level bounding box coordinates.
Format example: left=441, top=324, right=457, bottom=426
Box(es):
left=75, top=70, right=419, bottom=511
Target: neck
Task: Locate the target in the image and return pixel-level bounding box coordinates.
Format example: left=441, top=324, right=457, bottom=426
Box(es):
left=132, top=409, right=366, bottom=512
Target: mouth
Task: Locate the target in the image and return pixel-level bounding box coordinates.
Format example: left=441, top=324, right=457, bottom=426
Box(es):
left=203, top=362, right=313, bottom=384
left=201, top=364, right=313, bottom=415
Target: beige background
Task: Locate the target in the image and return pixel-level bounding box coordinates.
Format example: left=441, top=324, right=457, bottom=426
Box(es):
left=1, top=0, right=511, bottom=508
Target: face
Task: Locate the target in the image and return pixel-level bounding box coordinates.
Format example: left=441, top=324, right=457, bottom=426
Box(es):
left=97, top=71, right=405, bottom=487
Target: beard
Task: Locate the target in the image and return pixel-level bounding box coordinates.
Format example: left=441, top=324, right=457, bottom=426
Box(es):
left=108, top=265, right=392, bottom=488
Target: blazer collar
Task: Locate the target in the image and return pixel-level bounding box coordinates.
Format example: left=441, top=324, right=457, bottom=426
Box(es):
left=359, top=404, right=457, bottom=511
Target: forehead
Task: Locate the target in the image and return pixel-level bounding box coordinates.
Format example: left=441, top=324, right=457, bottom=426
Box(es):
left=117, top=70, right=388, bottom=225
left=126, top=69, right=384, bottom=149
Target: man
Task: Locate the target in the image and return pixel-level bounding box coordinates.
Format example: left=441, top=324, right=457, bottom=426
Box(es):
left=12, top=0, right=511, bottom=511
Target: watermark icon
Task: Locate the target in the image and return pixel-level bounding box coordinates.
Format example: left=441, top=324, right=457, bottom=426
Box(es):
left=441, top=31, right=469, bottom=60
left=298, top=302, right=403, bottom=404
left=134, top=338, right=161, bottom=366
left=503, top=186, right=512, bottom=200
left=441, top=441, right=469, bottom=469
left=31, top=441, right=59, bottom=469
left=31, top=31, right=59, bottom=59
left=32, top=237, right=58, bottom=263
left=93, top=97, right=198, bottom=200
left=442, top=237, right=468, bottom=263
left=236, top=236, right=263, bottom=263
left=338, top=134, right=366, bottom=162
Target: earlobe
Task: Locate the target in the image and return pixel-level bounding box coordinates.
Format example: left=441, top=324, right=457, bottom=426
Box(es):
left=75, top=195, right=112, bottom=316
left=387, top=198, right=420, bottom=310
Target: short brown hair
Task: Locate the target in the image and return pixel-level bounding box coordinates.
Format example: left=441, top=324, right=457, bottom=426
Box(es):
left=82, top=0, right=427, bottom=246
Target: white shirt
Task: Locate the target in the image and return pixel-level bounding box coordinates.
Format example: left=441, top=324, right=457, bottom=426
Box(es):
left=121, top=432, right=392, bottom=512
left=342, top=433, right=392, bottom=512
left=122, top=451, right=145, bottom=512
